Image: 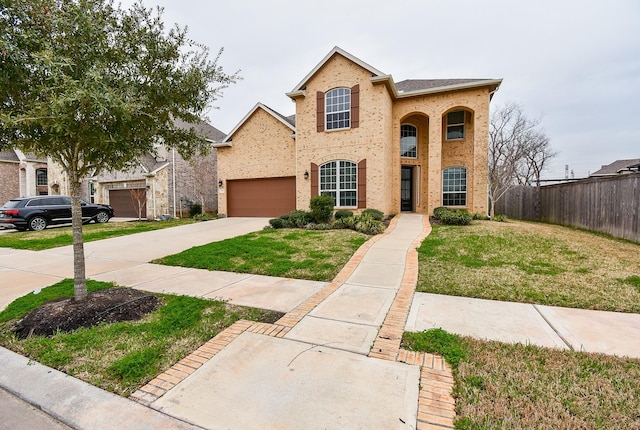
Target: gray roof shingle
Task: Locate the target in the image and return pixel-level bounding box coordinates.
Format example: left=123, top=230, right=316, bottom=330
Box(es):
left=395, top=79, right=492, bottom=93
left=591, top=158, right=640, bottom=176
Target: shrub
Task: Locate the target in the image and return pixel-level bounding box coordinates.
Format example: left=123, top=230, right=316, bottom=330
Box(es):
left=279, top=210, right=313, bottom=228
left=189, top=203, right=202, bottom=217
left=310, top=195, right=334, bottom=224
left=333, top=216, right=357, bottom=230
left=361, top=208, right=384, bottom=221
left=439, top=209, right=472, bottom=226
left=493, top=214, right=508, bottom=222
left=433, top=206, right=449, bottom=220
left=354, top=213, right=386, bottom=235
left=334, top=209, right=354, bottom=220
left=269, top=218, right=285, bottom=229
left=472, top=212, right=489, bottom=221
left=193, top=213, right=211, bottom=221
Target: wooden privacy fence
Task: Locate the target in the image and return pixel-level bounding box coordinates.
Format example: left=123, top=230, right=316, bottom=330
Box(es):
left=495, top=173, right=640, bottom=243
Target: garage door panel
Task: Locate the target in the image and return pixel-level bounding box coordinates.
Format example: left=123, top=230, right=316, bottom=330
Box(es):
left=109, top=189, right=146, bottom=218
left=227, top=177, right=295, bottom=217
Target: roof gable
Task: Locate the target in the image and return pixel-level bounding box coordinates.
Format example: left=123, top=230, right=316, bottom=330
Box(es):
left=217, top=103, right=295, bottom=147
left=287, top=46, right=387, bottom=97
left=286, top=46, right=501, bottom=101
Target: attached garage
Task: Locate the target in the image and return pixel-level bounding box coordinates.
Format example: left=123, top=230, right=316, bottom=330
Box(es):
left=227, top=177, right=296, bottom=217
left=109, top=189, right=147, bottom=218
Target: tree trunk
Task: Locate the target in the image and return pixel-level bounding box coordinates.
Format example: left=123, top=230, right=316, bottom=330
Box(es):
left=70, top=176, right=88, bottom=301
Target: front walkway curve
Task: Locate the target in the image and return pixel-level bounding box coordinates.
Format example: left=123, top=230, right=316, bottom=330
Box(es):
left=132, top=214, right=456, bottom=430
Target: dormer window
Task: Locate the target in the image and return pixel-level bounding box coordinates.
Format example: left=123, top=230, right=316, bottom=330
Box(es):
left=326, top=88, right=350, bottom=130
left=446, top=110, right=465, bottom=140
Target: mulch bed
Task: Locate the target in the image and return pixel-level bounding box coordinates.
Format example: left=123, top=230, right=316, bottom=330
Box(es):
left=13, top=288, right=160, bottom=339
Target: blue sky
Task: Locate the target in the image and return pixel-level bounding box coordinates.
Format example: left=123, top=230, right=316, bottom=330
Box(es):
left=125, top=0, right=639, bottom=179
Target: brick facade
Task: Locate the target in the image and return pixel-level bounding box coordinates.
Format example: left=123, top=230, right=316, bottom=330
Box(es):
left=217, top=47, right=500, bottom=217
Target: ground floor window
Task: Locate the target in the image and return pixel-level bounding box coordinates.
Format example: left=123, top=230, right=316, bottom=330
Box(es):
left=320, top=160, right=357, bottom=207
left=442, top=167, right=467, bottom=206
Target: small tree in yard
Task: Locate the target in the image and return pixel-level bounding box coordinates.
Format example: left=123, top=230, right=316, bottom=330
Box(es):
left=0, top=0, right=237, bottom=301
left=129, top=188, right=146, bottom=220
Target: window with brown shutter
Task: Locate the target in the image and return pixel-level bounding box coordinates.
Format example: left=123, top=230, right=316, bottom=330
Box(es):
left=310, top=163, right=319, bottom=197
left=357, top=159, right=366, bottom=208
left=351, top=84, right=360, bottom=129
left=316, top=92, right=325, bottom=132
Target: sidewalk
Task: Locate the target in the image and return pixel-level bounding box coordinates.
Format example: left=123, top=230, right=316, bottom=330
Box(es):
left=0, top=214, right=639, bottom=429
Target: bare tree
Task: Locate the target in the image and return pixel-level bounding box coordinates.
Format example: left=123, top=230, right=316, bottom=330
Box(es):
left=488, top=102, right=554, bottom=217
left=189, top=150, right=216, bottom=215
left=129, top=188, right=146, bottom=220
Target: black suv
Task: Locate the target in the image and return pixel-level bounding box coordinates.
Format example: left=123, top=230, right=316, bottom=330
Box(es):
left=0, top=196, right=114, bottom=231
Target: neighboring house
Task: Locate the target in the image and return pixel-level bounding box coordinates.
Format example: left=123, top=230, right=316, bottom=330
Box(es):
left=48, top=120, right=224, bottom=219
left=590, top=158, right=640, bottom=177
left=215, top=47, right=501, bottom=217
left=0, top=149, right=48, bottom=204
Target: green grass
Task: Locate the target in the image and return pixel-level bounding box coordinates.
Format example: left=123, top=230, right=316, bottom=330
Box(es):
left=154, top=228, right=368, bottom=282
left=0, top=279, right=282, bottom=396
left=403, top=329, right=640, bottom=429
left=0, top=218, right=196, bottom=250
left=417, top=221, right=640, bottom=313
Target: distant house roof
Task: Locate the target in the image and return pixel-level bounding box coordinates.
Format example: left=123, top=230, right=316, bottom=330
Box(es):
left=173, top=118, right=226, bottom=143
left=590, top=158, right=640, bottom=176
left=0, top=150, right=19, bottom=162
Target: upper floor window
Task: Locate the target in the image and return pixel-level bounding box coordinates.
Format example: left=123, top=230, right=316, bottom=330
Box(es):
left=400, top=124, right=417, bottom=158
left=36, top=168, right=47, bottom=186
left=320, top=160, right=357, bottom=207
left=446, top=110, right=465, bottom=140
left=325, top=88, right=351, bottom=130
left=442, top=167, right=467, bottom=206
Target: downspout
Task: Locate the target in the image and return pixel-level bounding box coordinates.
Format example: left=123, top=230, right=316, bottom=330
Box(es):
left=172, top=148, right=177, bottom=218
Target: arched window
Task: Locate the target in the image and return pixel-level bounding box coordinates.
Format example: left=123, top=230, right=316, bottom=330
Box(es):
left=36, top=168, right=48, bottom=186
left=442, top=167, right=467, bottom=206
left=325, top=88, right=351, bottom=130
left=400, top=124, right=417, bottom=158
left=320, top=160, right=357, bottom=207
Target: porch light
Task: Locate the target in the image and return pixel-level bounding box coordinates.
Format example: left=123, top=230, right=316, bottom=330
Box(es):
left=304, top=170, right=309, bottom=180
left=218, top=180, right=223, bottom=187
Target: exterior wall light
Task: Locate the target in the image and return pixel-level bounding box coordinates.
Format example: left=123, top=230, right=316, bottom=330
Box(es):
left=218, top=180, right=223, bottom=187
left=304, top=170, right=309, bottom=180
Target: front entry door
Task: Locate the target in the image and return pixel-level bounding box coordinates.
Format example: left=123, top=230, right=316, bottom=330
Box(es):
left=401, top=166, right=413, bottom=212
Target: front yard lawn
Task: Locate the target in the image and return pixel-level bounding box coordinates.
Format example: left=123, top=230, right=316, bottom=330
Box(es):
left=0, top=279, right=282, bottom=397
left=153, top=228, right=368, bottom=282
left=417, top=221, right=640, bottom=313
left=0, top=218, right=196, bottom=251
left=403, top=329, right=640, bottom=429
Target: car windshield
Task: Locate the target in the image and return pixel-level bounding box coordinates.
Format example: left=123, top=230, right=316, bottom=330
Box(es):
left=1, top=200, right=22, bottom=209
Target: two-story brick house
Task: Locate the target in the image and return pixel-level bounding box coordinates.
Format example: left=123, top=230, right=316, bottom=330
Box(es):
left=216, top=46, right=501, bottom=217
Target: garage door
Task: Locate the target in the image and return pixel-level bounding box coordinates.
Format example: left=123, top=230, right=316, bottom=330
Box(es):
left=109, top=189, right=147, bottom=218
left=227, top=177, right=296, bottom=217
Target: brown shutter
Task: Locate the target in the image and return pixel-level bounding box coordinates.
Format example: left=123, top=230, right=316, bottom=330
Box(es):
left=357, top=159, right=366, bottom=208
left=316, top=91, right=325, bottom=132
left=311, top=163, right=319, bottom=197
left=351, top=84, right=360, bottom=128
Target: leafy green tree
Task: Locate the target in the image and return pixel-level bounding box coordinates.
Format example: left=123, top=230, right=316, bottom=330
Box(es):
left=0, top=0, right=237, bottom=300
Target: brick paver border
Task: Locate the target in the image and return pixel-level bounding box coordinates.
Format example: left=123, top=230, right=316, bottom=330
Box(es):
left=130, top=214, right=456, bottom=429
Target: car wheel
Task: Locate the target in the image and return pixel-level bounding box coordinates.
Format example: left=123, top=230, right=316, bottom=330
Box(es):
left=28, top=216, right=48, bottom=231
left=95, top=210, right=110, bottom=223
